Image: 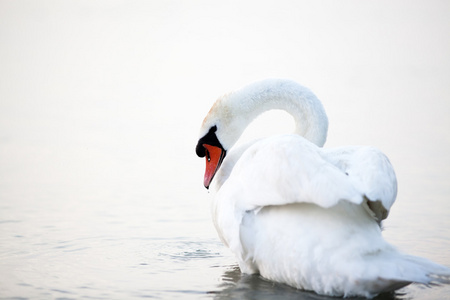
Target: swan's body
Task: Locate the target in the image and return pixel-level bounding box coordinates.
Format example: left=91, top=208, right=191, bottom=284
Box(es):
left=195, top=79, right=450, bottom=298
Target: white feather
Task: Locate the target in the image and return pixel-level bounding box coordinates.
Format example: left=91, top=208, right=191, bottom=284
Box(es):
left=198, top=79, right=450, bottom=298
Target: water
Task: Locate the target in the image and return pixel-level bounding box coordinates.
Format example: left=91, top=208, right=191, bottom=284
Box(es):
left=1, top=1, right=450, bottom=299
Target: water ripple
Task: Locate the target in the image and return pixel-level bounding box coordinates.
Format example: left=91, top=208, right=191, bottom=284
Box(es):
left=157, top=240, right=223, bottom=262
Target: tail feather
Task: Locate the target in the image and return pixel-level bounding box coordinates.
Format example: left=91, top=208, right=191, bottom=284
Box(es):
left=350, top=253, right=450, bottom=297
left=383, top=254, right=450, bottom=288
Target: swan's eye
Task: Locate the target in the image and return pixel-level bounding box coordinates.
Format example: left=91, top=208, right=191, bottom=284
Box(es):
left=205, top=149, right=211, bottom=162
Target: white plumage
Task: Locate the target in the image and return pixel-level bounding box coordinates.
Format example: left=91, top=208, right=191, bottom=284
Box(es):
left=195, top=79, right=450, bottom=298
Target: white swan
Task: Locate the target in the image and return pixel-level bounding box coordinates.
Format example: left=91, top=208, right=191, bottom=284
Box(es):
left=195, top=79, right=450, bottom=298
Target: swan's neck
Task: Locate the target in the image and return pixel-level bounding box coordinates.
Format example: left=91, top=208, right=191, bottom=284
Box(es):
left=213, top=79, right=328, bottom=150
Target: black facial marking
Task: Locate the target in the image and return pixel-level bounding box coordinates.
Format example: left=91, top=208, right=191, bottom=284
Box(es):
left=195, top=125, right=225, bottom=157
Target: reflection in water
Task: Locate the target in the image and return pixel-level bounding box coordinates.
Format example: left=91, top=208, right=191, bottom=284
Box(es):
left=212, top=265, right=409, bottom=300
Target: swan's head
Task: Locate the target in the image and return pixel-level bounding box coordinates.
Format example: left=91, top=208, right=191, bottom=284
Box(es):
left=195, top=96, right=236, bottom=189
left=196, top=125, right=227, bottom=189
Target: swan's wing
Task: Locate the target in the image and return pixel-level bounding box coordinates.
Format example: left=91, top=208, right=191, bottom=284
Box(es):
left=213, top=134, right=364, bottom=261
left=322, top=146, right=397, bottom=221
left=219, top=135, right=365, bottom=213
left=213, top=135, right=396, bottom=259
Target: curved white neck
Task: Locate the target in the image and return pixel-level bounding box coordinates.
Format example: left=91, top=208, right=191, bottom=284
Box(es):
left=202, top=79, right=329, bottom=150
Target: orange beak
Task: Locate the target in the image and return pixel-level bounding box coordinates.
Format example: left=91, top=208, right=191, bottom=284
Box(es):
left=203, top=144, right=225, bottom=189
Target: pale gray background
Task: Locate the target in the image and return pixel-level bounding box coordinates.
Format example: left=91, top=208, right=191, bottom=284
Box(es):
left=1, top=1, right=449, bottom=299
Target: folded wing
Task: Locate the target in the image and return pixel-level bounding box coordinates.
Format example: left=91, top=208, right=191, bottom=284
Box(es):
left=220, top=135, right=396, bottom=222
left=322, top=146, right=397, bottom=221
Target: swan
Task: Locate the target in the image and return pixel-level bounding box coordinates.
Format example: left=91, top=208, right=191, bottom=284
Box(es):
left=195, top=79, right=450, bottom=298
